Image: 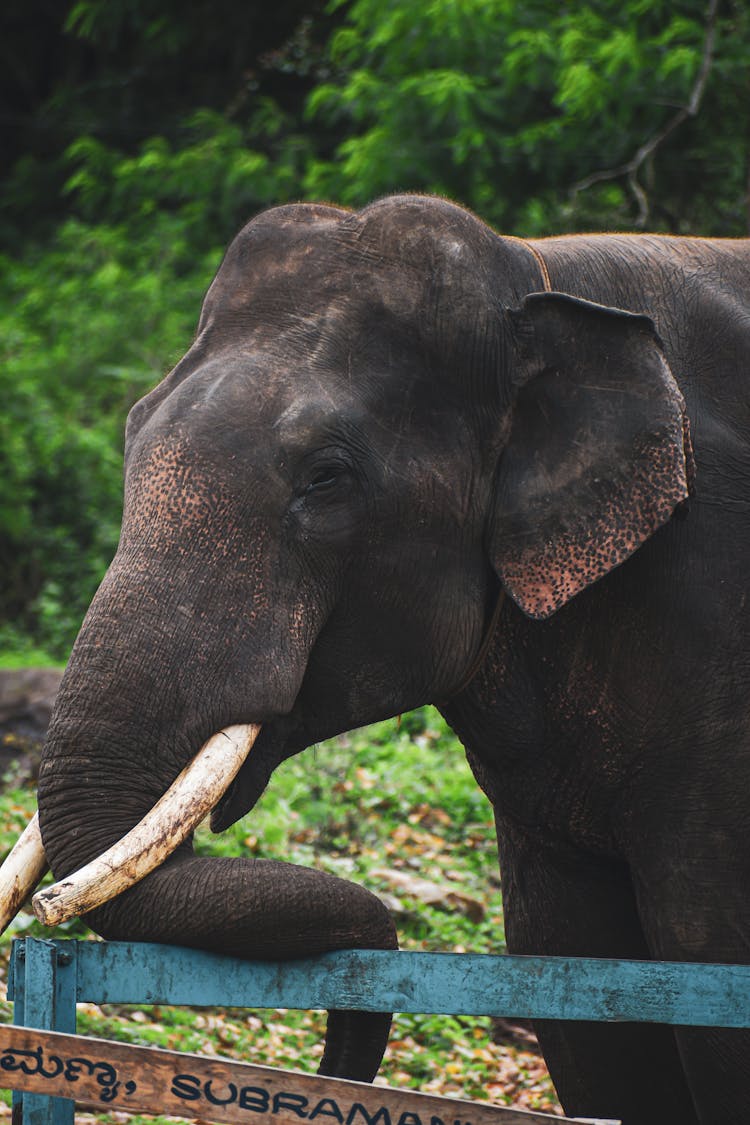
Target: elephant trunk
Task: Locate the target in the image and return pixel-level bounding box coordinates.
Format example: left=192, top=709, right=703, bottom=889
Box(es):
left=32, top=566, right=396, bottom=1082
left=33, top=723, right=261, bottom=925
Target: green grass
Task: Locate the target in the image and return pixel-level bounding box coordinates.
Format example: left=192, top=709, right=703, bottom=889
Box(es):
left=0, top=708, right=560, bottom=1116
left=0, top=626, right=62, bottom=669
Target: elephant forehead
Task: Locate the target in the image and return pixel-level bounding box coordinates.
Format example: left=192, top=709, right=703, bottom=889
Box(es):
left=202, top=239, right=439, bottom=361
left=134, top=328, right=420, bottom=470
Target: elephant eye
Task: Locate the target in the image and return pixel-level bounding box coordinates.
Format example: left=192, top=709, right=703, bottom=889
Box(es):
left=293, top=449, right=355, bottom=504
left=304, top=467, right=342, bottom=495
left=289, top=452, right=363, bottom=537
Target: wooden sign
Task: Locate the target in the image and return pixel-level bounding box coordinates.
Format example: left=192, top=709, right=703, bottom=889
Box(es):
left=0, top=1025, right=617, bottom=1125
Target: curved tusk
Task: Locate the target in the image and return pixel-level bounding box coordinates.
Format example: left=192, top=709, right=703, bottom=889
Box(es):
left=0, top=812, right=49, bottom=935
left=33, top=723, right=261, bottom=927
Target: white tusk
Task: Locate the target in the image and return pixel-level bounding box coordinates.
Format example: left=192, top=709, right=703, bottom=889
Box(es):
left=32, top=723, right=261, bottom=927
left=0, top=812, right=49, bottom=935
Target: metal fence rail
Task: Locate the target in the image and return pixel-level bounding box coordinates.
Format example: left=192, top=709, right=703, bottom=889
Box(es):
left=7, top=938, right=750, bottom=1125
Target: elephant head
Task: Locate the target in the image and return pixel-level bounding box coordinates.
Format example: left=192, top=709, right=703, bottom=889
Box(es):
left=21, top=196, right=691, bottom=1080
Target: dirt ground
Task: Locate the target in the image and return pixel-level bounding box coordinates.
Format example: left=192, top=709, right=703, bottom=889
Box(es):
left=0, top=667, right=62, bottom=785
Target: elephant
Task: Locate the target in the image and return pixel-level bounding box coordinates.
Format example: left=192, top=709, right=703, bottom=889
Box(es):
left=16, top=193, right=750, bottom=1124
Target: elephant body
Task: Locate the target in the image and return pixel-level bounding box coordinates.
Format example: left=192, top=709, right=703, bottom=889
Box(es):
left=38, top=197, right=750, bottom=1124
left=444, top=245, right=750, bottom=1124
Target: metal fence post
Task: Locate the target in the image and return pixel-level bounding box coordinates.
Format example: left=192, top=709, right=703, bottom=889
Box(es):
left=8, top=938, right=77, bottom=1125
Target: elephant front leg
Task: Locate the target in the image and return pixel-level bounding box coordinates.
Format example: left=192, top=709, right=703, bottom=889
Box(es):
left=496, top=818, right=700, bottom=1125
left=629, top=791, right=750, bottom=1125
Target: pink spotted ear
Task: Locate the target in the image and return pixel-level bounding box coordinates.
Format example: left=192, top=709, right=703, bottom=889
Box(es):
left=490, top=293, right=694, bottom=620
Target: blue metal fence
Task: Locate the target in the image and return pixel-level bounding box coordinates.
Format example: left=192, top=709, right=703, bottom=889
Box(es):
left=7, top=938, right=750, bottom=1125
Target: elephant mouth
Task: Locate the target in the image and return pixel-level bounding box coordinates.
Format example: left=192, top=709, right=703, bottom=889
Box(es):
left=0, top=724, right=261, bottom=933
left=210, top=718, right=306, bottom=832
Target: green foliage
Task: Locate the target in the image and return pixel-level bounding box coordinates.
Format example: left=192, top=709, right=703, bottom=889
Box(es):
left=305, top=0, right=750, bottom=235
left=195, top=709, right=498, bottom=913
left=0, top=214, right=217, bottom=654
left=63, top=107, right=311, bottom=250
left=0, top=631, right=60, bottom=670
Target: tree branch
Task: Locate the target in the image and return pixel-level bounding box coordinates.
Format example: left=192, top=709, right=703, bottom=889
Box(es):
left=571, top=0, right=720, bottom=228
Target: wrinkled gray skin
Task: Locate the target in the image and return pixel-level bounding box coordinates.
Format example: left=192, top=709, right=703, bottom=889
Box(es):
left=39, top=196, right=750, bottom=1123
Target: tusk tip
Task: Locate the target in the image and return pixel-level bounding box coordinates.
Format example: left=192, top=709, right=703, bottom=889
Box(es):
left=32, top=885, right=71, bottom=927
left=0, top=812, right=49, bottom=934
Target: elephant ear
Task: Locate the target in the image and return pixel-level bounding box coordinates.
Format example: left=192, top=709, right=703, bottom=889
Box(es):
left=490, top=292, right=694, bottom=620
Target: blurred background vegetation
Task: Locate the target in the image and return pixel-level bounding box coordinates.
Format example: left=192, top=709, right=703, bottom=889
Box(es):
left=2, top=0, right=749, bottom=662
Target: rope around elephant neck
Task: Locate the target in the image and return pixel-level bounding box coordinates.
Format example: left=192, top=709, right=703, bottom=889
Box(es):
left=506, top=235, right=553, bottom=292
left=445, top=239, right=550, bottom=701
left=523, top=240, right=552, bottom=291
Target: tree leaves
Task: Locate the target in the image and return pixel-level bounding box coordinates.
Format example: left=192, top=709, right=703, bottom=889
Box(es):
left=306, top=0, right=748, bottom=235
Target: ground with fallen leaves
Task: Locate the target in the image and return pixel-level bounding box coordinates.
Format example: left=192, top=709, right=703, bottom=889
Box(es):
left=0, top=706, right=562, bottom=1120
